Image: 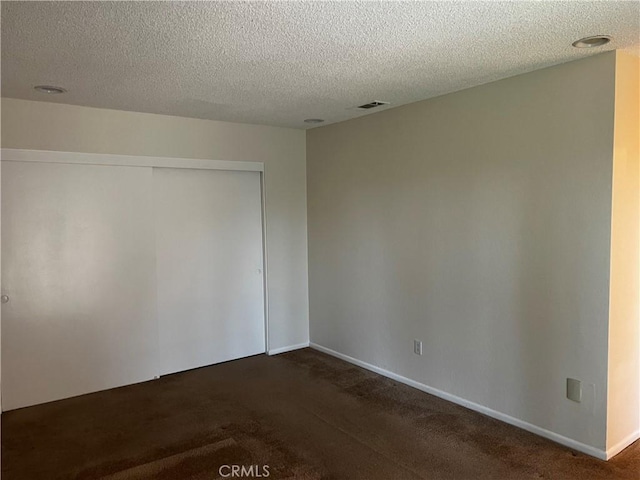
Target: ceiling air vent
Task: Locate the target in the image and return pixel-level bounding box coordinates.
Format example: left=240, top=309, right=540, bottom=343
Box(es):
left=357, top=101, right=389, bottom=109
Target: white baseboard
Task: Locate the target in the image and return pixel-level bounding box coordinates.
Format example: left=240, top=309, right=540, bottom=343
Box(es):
left=606, top=429, right=640, bottom=459
left=268, top=342, right=309, bottom=356
left=310, top=342, right=608, bottom=461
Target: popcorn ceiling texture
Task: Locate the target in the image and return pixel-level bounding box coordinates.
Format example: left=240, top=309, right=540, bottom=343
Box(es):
left=2, top=1, right=639, bottom=129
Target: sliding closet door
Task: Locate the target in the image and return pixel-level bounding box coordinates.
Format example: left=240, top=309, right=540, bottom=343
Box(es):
left=1, top=161, right=158, bottom=410
left=153, top=168, right=265, bottom=376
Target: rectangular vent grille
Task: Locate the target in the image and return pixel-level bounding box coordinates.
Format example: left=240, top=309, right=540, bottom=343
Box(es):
left=357, top=101, right=389, bottom=109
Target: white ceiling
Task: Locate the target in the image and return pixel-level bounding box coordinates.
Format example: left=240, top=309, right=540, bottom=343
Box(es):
left=2, top=1, right=639, bottom=129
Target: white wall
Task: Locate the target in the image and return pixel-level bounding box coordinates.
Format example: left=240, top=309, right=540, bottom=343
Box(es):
left=307, top=53, right=618, bottom=454
left=0, top=98, right=309, bottom=352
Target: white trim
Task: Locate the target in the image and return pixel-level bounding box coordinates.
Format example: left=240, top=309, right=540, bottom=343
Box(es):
left=606, top=429, right=640, bottom=459
left=268, top=342, right=309, bottom=356
left=0, top=148, right=264, bottom=172
left=260, top=170, right=270, bottom=354
left=310, top=342, right=608, bottom=461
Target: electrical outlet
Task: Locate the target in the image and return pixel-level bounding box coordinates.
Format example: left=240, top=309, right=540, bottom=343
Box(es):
left=414, top=339, right=423, bottom=355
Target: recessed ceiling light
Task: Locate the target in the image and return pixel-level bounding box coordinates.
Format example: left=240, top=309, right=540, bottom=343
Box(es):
left=304, top=118, right=324, bottom=124
left=34, top=85, right=66, bottom=94
left=572, top=35, right=612, bottom=48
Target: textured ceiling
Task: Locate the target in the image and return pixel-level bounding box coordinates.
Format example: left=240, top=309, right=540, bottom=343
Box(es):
left=2, top=1, right=639, bottom=129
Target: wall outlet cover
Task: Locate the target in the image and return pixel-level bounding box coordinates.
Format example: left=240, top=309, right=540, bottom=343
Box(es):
left=567, top=378, right=582, bottom=402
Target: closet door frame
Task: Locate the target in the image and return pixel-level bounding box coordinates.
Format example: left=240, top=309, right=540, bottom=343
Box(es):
left=0, top=148, right=271, bottom=355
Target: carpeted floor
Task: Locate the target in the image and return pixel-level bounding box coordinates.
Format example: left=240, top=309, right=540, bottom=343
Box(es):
left=2, top=348, right=638, bottom=479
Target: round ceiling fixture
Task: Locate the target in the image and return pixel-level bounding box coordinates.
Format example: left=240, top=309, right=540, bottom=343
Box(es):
left=34, top=85, right=66, bottom=94
left=572, top=35, right=612, bottom=48
left=304, top=118, right=324, bottom=124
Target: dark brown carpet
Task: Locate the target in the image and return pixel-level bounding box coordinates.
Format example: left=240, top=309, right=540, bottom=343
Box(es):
left=2, top=348, right=638, bottom=479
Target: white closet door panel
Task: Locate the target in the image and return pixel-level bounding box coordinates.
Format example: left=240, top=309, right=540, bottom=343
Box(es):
left=1, top=161, right=158, bottom=410
left=154, top=168, right=265, bottom=376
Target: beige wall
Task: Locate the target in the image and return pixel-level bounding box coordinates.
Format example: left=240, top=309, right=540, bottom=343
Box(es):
left=0, top=99, right=309, bottom=351
left=0, top=95, right=3, bottom=479
left=307, top=53, right=617, bottom=454
left=607, top=51, right=640, bottom=454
